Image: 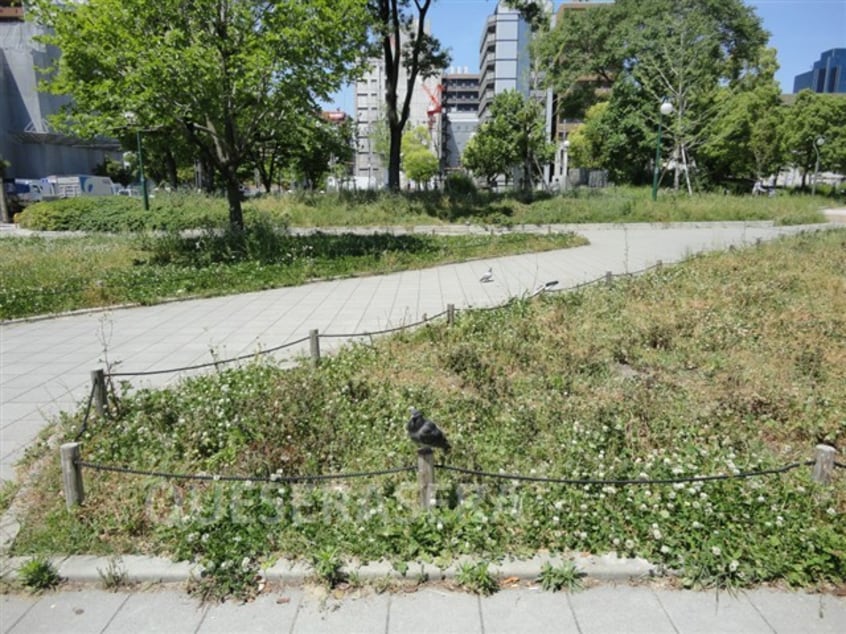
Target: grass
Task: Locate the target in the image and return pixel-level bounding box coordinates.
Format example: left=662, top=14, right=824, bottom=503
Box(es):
left=8, top=229, right=845, bottom=600
left=0, top=228, right=585, bottom=320
left=15, top=186, right=831, bottom=232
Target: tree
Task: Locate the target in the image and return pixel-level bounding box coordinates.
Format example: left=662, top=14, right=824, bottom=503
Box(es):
left=700, top=48, right=786, bottom=187
left=368, top=0, right=450, bottom=192
left=781, top=91, right=846, bottom=188
left=462, top=90, right=554, bottom=192
left=401, top=125, right=439, bottom=187
left=32, top=0, right=370, bottom=230
left=535, top=0, right=769, bottom=190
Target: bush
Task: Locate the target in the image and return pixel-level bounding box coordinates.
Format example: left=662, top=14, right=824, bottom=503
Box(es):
left=19, top=556, right=61, bottom=591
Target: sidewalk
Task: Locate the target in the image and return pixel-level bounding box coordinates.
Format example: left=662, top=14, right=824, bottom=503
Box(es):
left=2, top=578, right=844, bottom=633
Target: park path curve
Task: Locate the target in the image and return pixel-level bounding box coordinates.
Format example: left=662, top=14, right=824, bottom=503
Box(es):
left=0, top=220, right=839, bottom=485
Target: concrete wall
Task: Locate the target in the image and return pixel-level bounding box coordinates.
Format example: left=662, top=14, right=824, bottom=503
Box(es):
left=1, top=21, right=119, bottom=179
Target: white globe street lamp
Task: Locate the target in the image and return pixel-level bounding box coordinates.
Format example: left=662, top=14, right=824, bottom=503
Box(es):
left=651, top=101, right=674, bottom=201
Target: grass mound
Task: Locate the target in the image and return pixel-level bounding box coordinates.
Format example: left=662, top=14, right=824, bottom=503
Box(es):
left=11, top=229, right=845, bottom=599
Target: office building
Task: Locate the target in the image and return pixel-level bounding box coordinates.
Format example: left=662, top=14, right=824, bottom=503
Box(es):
left=0, top=1, right=119, bottom=179
left=441, top=68, right=479, bottom=170
left=353, top=22, right=442, bottom=189
left=793, top=49, right=846, bottom=94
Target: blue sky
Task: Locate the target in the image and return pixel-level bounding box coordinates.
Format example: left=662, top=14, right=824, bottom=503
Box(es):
left=324, top=0, right=846, bottom=111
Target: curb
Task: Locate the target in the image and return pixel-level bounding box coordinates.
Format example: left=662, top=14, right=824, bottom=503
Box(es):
left=1, top=552, right=657, bottom=587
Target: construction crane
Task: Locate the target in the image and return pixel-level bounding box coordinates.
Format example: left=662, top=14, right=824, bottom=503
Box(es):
left=421, top=81, right=443, bottom=134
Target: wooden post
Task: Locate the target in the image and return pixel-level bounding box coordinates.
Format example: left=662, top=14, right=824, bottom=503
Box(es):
left=309, top=329, right=320, bottom=365
left=812, top=444, right=836, bottom=485
left=447, top=304, right=455, bottom=326
left=60, top=442, right=84, bottom=508
left=756, top=237, right=762, bottom=248
left=417, top=448, right=435, bottom=509
left=605, top=271, right=613, bottom=286
left=90, top=369, right=106, bottom=418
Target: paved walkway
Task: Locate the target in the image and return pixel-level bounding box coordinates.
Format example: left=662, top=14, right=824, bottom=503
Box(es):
left=1, top=220, right=838, bottom=484
left=2, top=581, right=844, bottom=633
left=1, top=218, right=845, bottom=632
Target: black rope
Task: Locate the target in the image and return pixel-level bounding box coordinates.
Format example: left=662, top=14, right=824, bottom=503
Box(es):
left=108, top=335, right=312, bottom=377
left=76, top=460, right=415, bottom=483
left=321, top=310, right=448, bottom=339
left=73, top=382, right=97, bottom=442
left=434, top=461, right=814, bottom=486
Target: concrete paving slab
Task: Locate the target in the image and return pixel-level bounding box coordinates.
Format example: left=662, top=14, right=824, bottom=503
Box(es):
left=744, top=588, right=846, bottom=634
left=0, top=593, right=36, bottom=633
left=101, top=590, right=206, bottom=633
left=387, top=588, right=481, bottom=634
left=655, top=588, right=774, bottom=634
left=292, top=590, right=389, bottom=634
left=480, top=587, right=579, bottom=633
left=4, top=589, right=129, bottom=634
left=198, top=589, right=303, bottom=633
left=568, top=585, right=676, bottom=634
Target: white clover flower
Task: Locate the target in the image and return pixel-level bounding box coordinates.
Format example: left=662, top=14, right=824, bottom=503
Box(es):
left=552, top=516, right=560, bottom=524
left=711, top=546, right=721, bottom=556
left=729, top=560, right=739, bottom=572
left=241, top=557, right=251, bottom=569
left=625, top=539, right=635, bottom=550
left=201, top=533, right=210, bottom=543
left=660, top=545, right=671, bottom=554
left=613, top=538, right=621, bottom=546
left=652, top=528, right=663, bottom=540
left=436, top=521, right=444, bottom=531
left=826, top=507, right=836, bottom=517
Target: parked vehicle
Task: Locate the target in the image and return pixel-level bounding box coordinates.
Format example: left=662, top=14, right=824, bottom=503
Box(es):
left=41, top=175, right=116, bottom=198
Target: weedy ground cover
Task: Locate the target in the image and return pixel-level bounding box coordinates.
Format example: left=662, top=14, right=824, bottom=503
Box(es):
left=9, top=230, right=845, bottom=600
left=15, top=186, right=829, bottom=232
left=0, top=227, right=585, bottom=320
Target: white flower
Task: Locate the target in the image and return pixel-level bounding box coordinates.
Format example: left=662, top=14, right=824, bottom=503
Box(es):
left=436, top=521, right=444, bottom=531
left=241, top=557, right=251, bottom=569
left=625, top=539, right=635, bottom=550
left=711, top=546, right=721, bottom=557
left=729, top=560, right=739, bottom=572
left=660, top=545, right=671, bottom=554
left=826, top=507, right=836, bottom=517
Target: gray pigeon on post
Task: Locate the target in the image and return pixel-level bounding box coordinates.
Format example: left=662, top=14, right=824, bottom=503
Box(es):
left=407, top=407, right=451, bottom=453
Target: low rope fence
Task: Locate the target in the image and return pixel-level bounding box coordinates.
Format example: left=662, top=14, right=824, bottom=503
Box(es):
left=60, top=442, right=841, bottom=511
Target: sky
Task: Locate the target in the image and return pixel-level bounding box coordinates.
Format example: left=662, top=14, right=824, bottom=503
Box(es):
left=323, top=0, right=846, bottom=112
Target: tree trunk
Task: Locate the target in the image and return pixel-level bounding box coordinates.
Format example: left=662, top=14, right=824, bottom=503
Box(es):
left=388, top=122, right=402, bottom=191
left=0, top=185, right=10, bottom=224
left=224, top=171, right=244, bottom=231
left=164, top=149, right=178, bottom=188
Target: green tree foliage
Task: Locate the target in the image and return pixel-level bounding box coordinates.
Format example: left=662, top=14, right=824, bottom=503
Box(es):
left=401, top=126, right=439, bottom=187
left=462, top=91, right=554, bottom=192
left=32, top=0, right=370, bottom=230
left=368, top=0, right=450, bottom=192
left=700, top=49, right=786, bottom=187
left=536, top=0, right=768, bottom=189
left=781, top=91, right=846, bottom=188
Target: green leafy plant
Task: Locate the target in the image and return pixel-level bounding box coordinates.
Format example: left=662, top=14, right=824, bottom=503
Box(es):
left=537, top=561, right=584, bottom=592
left=19, top=556, right=61, bottom=591
left=455, top=560, right=499, bottom=596
left=311, top=547, right=347, bottom=588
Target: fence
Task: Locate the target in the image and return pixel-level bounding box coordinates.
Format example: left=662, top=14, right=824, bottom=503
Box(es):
left=61, top=261, right=843, bottom=509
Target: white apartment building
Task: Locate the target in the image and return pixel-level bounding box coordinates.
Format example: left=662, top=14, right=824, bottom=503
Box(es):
left=353, top=22, right=442, bottom=189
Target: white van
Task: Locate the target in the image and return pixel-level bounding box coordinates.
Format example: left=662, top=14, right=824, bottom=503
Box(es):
left=41, top=175, right=116, bottom=198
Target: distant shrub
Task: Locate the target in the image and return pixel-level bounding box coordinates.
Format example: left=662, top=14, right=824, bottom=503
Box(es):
left=445, top=172, right=478, bottom=200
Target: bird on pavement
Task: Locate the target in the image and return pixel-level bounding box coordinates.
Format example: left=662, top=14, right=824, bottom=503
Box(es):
left=407, top=407, right=451, bottom=453
left=480, top=267, right=494, bottom=283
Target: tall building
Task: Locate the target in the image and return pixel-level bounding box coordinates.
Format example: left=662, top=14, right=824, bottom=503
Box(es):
left=441, top=68, right=479, bottom=171
left=477, top=1, right=535, bottom=122
left=0, top=1, right=119, bottom=179
left=793, top=49, right=846, bottom=94
left=353, top=22, right=442, bottom=189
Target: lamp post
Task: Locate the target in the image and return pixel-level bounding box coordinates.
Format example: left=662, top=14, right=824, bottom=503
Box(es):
left=123, top=111, right=149, bottom=211
left=560, top=139, right=571, bottom=193
left=651, top=101, right=674, bottom=201
left=812, top=136, right=825, bottom=196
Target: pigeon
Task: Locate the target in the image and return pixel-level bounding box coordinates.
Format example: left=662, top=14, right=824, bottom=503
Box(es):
left=480, top=267, right=494, bottom=283
left=407, top=407, right=451, bottom=452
